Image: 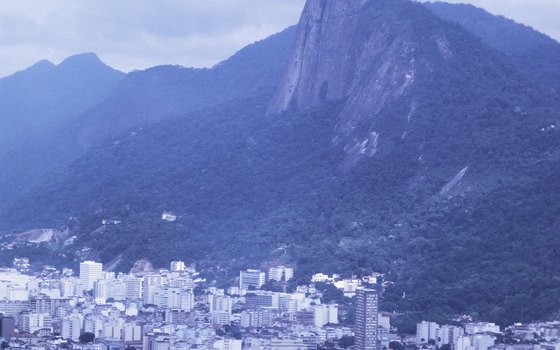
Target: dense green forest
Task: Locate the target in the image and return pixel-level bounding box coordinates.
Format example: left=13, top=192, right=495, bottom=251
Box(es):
left=427, top=2, right=560, bottom=93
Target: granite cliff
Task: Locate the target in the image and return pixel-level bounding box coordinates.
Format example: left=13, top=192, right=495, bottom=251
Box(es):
left=269, top=0, right=459, bottom=170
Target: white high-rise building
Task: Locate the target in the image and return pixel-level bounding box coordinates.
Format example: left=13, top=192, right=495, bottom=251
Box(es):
left=142, top=274, right=162, bottom=305
left=123, top=322, right=142, bottom=342
left=179, top=292, right=195, bottom=311
left=355, top=288, right=379, bottom=350
left=8, top=288, right=29, bottom=301
left=456, top=336, right=472, bottom=350
left=150, top=286, right=193, bottom=310
left=268, top=266, right=294, bottom=282
left=473, top=334, right=496, bottom=350
left=465, top=322, right=500, bottom=335
left=79, top=261, right=104, bottom=291
left=153, top=287, right=170, bottom=308
left=94, top=279, right=127, bottom=301
left=18, top=312, right=52, bottom=333
left=239, top=269, right=266, bottom=291
left=416, top=321, right=439, bottom=343
left=314, top=304, right=339, bottom=328
left=60, top=278, right=80, bottom=297
left=61, top=314, right=84, bottom=341
left=209, top=295, right=233, bottom=314
left=103, top=320, right=124, bottom=340
left=84, top=316, right=104, bottom=338
left=240, top=309, right=274, bottom=328
left=214, top=338, right=242, bottom=350
left=327, top=304, right=338, bottom=324
left=121, top=275, right=143, bottom=300
left=438, top=325, right=464, bottom=345
left=94, top=280, right=109, bottom=300
left=170, top=261, right=186, bottom=272
left=314, top=304, right=328, bottom=328
left=211, top=311, right=232, bottom=326
left=165, top=287, right=182, bottom=309
left=175, top=277, right=195, bottom=291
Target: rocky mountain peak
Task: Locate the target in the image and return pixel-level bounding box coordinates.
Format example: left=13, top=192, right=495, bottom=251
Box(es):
left=268, top=0, right=454, bottom=170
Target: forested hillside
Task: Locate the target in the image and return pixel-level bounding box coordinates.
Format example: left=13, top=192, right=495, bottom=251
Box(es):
left=426, top=2, right=560, bottom=93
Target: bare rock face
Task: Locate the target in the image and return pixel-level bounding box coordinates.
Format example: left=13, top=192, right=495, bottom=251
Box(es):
left=268, top=0, right=450, bottom=170
left=129, top=259, right=155, bottom=274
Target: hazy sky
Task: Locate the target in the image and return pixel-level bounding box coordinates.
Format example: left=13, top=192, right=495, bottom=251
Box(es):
left=0, top=0, right=559, bottom=78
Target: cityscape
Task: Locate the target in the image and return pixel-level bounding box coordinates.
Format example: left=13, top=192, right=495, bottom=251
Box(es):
left=0, top=259, right=557, bottom=350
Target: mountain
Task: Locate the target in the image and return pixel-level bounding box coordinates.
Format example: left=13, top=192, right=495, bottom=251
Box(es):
left=268, top=0, right=557, bottom=171
left=71, top=26, right=296, bottom=147
left=425, top=2, right=560, bottom=94
left=3, top=0, right=560, bottom=327
left=0, top=53, right=124, bottom=154
left=0, top=53, right=124, bottom=201
left=0, top=54, right=124, bottom=201
left=0, top=28, right=296, bottom=202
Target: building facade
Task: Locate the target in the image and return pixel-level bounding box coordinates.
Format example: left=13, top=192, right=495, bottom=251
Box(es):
left=239, top=269, right=265, bottom=291
left=355, top=288, right=378, bottom=350
left=79, top=261, right=103, bottom=291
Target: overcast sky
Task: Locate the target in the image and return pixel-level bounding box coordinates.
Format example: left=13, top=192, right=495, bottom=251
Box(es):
left=0, top=0, right=559, bottom=78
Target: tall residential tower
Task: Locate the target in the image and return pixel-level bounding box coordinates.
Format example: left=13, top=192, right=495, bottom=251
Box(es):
left=355, top=288, right=379, bottom=350
left=79, top=261, right=103, bottom=291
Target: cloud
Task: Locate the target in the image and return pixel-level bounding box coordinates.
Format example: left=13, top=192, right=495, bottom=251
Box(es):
left=0, top=0, right=558, bottom=78
left=0, top=0, right=305, bottom=77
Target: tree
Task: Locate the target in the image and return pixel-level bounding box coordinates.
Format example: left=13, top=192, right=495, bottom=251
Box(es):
left=338, top=336, right=355, bottom=349
left=315, top=282, right=345, bottom=304
left=389, top=341, right=405, bottom=350
left=260, top=280, right=283, bottom=292
left=79, top=332, right=95, bottom=343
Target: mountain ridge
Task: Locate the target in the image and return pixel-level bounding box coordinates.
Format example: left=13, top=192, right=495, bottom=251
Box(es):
left=0, top=27, right=297, bottom=203
left=0, top=52, right=124, bottom=149
left=71, top=27, right=297, bottom=147
left=425, top=1, right=560, bottom=94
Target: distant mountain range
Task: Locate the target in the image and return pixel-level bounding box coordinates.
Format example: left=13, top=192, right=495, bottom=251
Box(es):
left=0, top=27, right=296, bottom=201
left=0, top=53, right=124, bottom=200
left=2, top=0, right=560, bottom=328
left=70, top=26, right=296, bottom=147
left=0, top=53, right=124, bottom=153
